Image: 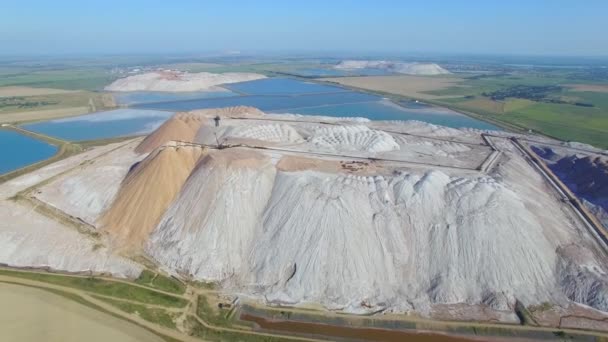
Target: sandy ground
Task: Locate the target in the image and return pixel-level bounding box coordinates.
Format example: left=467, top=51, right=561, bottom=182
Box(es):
left=0, top=282, right=163, bottom=342
left=0, top=106, right=90, bottom=123
left=321, top=75, right=464, bottom=99
left=0, top=86, right=78, bottom=98
left=136, top=113, right=206, bottom=153
left=566, top=84, right=608, bottom=93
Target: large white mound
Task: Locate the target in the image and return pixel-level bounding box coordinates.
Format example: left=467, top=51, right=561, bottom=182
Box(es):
left=146, top=165, right=562, bottom=312
left=251, top=170, right=559, bottom=311
left=308, top=125, right=400, bottom=153
left=226, top=124, right=304, bottom=144
left=105, top=70, right=266, bottom=92
left=335, top=60, right=451, bottom=75
left=146, top=150, right=276, bottom=281
left=36, top=107, right=608, bottom=322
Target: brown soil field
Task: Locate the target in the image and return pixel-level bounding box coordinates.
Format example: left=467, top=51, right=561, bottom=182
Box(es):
left=566, top=84, right=608, bottom=93
left=0, top=107, right=90, bottom=123
left=320, top=75, right=465, bottom=99
left=0, top=282, right=164, bottom=342
left=0, top=86, right=78, bottom=98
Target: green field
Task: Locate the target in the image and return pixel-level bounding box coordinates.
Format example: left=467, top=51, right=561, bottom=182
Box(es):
left=0, top=269, right=187, bottom=307
left=186, top=316, right=298, bottom=342
left=0, top=91, right=110, bottom=114
left=0, top=63, right=118, bottom=124
left=135, top=270, right=186, bottom=295
left=93, top=295, right=178, bottom=329
left=196, top=294, right=233, bottom=327
left=0, top=68, right=118, bottom=91
left=425, top=73, right=608, bottom=148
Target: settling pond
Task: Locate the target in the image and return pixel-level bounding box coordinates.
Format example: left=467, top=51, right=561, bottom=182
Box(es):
left=3, top=77, right=499, bottom=175
left=21, top=109, right=174, bottom=141
left=0, top=129, right=57, bottom=174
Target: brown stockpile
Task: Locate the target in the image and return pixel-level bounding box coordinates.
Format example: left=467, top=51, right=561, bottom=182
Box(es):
left=100, top=144, right=205, bottom=250
left=277, top=155, right=381, bottom=175
left=135, top=107, right=264, bottom=154
left=157, top=70, right=182, bottom=80
left=135, top=113, right=205, bottom=154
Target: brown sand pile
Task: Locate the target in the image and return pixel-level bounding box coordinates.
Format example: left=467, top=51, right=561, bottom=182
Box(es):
left=101, top=144, right=205, bottom=250
left=135, top=107, right=264, bottom=154
left=277, top=155, right=381, bottom=175
left=157, top=70, right=182, bottom=80
left=135, top=113, right=205, bottom=153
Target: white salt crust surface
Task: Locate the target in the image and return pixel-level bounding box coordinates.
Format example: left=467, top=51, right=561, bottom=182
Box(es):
left=35, top=140, right=144, bottom=224
left=0, top=140, right=144, bottom=277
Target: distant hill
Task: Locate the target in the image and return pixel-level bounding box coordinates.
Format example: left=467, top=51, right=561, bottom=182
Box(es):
left=105, top=70, right=265, bottom=92
left=335, top=60, right=451, bottom=75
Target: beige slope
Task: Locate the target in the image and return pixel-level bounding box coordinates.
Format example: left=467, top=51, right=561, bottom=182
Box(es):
left=101, top=144, right=205, bottom=250
left=135, top=106, right=264, bottom=154
left=135, top=113, right=205, bottom=153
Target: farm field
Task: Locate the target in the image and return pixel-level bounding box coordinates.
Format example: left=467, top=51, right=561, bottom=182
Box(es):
left=0, top=67, right=117, bottom=91
left=325, top=73, right=608, bottom=148
left=0, top=90, right=115, bottom=124
left=0, top=282, right=164, bottom=342
left=322, top=75, right=466, bottom=99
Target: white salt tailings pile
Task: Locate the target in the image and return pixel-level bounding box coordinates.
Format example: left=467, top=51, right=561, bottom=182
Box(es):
left=147, top=149, right=276, bottom=280
left=335, top=60, right=451, bottom=75
left=105, top=71, right=266, bottom=92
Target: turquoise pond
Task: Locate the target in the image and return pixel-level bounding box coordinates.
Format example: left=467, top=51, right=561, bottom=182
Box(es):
left=0, top=129, right=58, bottom=174
left=113, top=90, right=235, bottom=105
left=278, top=101, right=500, bottom=131
left=290, top=68, right=394, bottom=77
left=4, top=77, right=500, bottom=175
left=21, top=109, right=173, bottom=142
left=223, top=77, right=348, bottom=95
left=133, top=92, right=378, bottom=112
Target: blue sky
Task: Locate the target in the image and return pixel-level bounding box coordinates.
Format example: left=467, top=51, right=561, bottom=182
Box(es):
left=1, top=0, right=607, bottom=56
